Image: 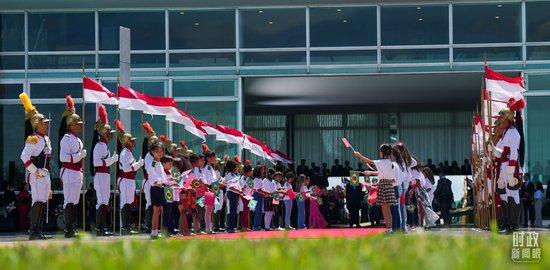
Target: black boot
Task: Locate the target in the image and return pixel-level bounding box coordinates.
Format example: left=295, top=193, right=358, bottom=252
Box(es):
left=37, top=202, right=51, bottom=239
left=29, top=202, right=42, bottom=240
left=64, top=203, right=76, bottom=238
left=95, top=205, right=107, bottom=236
left=121, top=204, right=132, bottom=235
left=498, top=201, right=509, bottom=234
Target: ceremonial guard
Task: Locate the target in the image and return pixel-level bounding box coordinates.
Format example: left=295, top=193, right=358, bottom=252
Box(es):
left=90, top=104, right=118, bottom=236
left=59, top=96, right=85, bottom=238
left=19, top=93, right=52, bottom=240
left=489, top=99, right=525, bottom=233
left=115, top=120, right=143, bottom=235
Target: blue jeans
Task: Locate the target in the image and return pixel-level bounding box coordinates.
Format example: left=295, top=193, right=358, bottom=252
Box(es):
left=253, top=192, right=264, bottom=230
left=283, top=199, right=292, bottom=228
left=297, top=200, right=306, bottom=229
left=227, top=191, right=239, bottom=232
left=391, top=186, right=401, bottom=231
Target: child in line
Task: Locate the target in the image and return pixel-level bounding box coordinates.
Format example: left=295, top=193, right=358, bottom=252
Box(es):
left=282, top=172, right=295, bottom=230
left=262, top=169, right=277, bottom=231
left=146, top=142, right=167, bottom=239
left=354, top=144, right=398, bottom=233
left=240, top=165, right=254, bottom=231
left=295, top=174, right=308, bottom=229
left=252, top=166, right=265, bottom=231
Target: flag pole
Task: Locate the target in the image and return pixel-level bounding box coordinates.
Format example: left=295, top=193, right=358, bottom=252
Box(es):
left=81, top=57, right=87, bottom=233
left=113, top=77, right=120, bottom=234
left=137, top=88, right=145, bottom=233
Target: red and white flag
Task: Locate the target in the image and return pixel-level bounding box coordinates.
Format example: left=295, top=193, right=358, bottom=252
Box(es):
left=246, top=135, right=269, bottom=159
left=215, top=125, right=252, bottom=149
left=484, top=66, right=526, bottom=118
left=341, top=137, right=352, bottom=148
left=165, top=108, right=206, bottom=141
left=82, top=77, right=118, bottom=105
left=274, top=149, right=293, bottom=164
left=195, top=120, right=228, bottom=142
left=118, top=85, right=176, bottom=116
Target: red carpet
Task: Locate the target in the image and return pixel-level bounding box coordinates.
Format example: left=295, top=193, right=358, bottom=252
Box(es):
left=175, top=228, right=386, bottom=240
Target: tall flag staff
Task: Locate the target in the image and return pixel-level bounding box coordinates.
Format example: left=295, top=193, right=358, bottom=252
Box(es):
left=81, top=59, right=87, bottom=232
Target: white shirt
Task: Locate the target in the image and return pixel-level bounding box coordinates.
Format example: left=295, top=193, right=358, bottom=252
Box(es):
left=145, top=157, right=167, bottom=186
left=226, top=172, right=241, bottom=194
left=20, top=133, right=52, bottom=171
left=373, top=159, right=394, bottom=180
left=281, top=182, right=293, bottom=200
left=202, top=164, right=215, bottom=185
left=92, top=141, right=110, bottom=167
left=119, top=148, right=136, bottom=174
left=59, top=132, right=83, bottom=167
left=262, top=178, right=277, bottom=194
left=253, top=177, right=264, bottom=191
left=392, top=162, right=407, bottom=187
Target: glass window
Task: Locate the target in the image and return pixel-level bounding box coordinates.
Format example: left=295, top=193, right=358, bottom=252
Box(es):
left=382, top=49, right=449, bottom=63
left=173, top=80, right=236, bottom=97
left=0, top=84, right=22, bottom=99
left=130, top=81, right=165, bottom=96
left=241, top=51, right=306, bottom=66
left=528, top=74, right=550, bottom=91
left=28, top=13, right=95, bottom=51
left=311, top=50, right=377, bottom=65
left=454, top=3, right=521, bottom=44
left=527, top=1, right=550, bottom=42
left=310, top=7, right=376, bottom=47
left=381, top=5, right=448, bottom=45
left=99, top=53, right=165, bottom=69
left=28, top=54, right=95, bottom=69
left=526, top=96, right=550, bottom=182
left=169, top=10, right=235, bottom=49
left=527, top=46, right=550, bottom=61
left=454, top=47, right=522, bottom=62
left=99, top=11, right=165, bottom=50
left=240, top=9, right=306, bottom=48
left=169, top=53, right=235, bottom=68
left=30, top=83, right=82, bottom=99
left=174, top=101, right=238, bottom=155
left=0, top=55, right=25, bottom=70
left=1, top=13, right=24, bottom=51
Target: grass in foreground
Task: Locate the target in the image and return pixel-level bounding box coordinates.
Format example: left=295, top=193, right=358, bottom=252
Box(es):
left=0, top=233, right=548, bottom=270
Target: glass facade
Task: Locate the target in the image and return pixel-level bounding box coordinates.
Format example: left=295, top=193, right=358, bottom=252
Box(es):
left=1, top=1, right=550, bottom=187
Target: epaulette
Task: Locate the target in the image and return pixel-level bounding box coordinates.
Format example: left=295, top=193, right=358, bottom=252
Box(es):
left=26, top=135, right=39, bottom=144
left=152, top=161, right=157, bottom=168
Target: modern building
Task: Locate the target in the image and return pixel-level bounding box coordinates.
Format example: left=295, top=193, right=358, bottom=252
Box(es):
left=1, top=0, right=549, bottom=187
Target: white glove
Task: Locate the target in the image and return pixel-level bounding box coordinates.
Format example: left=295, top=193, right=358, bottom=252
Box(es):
left=132, top=159, right=144, bottom=170
left=74, top=149, right=87, bottom=161
left=81, top=149, right=87, bottom=159
left=105, top=154, right=119, bottom=166
left=487, top=142, right=502, bottom=158
left=26, top=164, right=45, bottom=179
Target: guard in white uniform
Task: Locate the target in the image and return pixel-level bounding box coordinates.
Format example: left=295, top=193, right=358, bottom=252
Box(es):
left=58, top=95, right=85, bottom=238
left=115, top=120, right=143, bottom=235
left=90, top=104, right=118, bottom=236
left=489, top=102, right=524, bottom=233
left=19, top=93, right=52, bottom=240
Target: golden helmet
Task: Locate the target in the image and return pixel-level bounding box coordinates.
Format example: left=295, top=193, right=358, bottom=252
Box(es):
left=498, top=108, right=515, bottom=123
left=96, top=123, right=114, bottom=137
left=119, top=132, right=136, bottom=146
left=66, top=113, right=83, bottom=126
left=29, top=112, right=50, bottom=130
left=168, top=143, right=180, bottom=154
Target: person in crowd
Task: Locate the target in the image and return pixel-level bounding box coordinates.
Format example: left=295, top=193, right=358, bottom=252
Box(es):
left=421, top=167, right=436, bottom=207
left=310, top=162, right=317, bottom=176
left=410, top=163, right=439, bottom=228
left=282, top=172, right=295, bottom=230
left=343, top=161, right=353, bottom=176
left=161, top=155, right=176, bottom=235
left=443, top=161, right=451, bottom=175
left=353, top=144, right=397, bottom=233
left=434, top=171, right=454, bottom=226
left=306, top=177, right=327, bottom=229
left=17, top=184, right=31, bottom=231
left=426, top=159, right=437, bottom=175
left=296, top=159, right=309, bottom=176
left=392, top=142, right=416, bottom=232
left=145, top=142, right=167, bottom=239
left=331, top=159, right=344, bottom=176
left=520, top=173, right=535, bottom=227
left=225, top=160, right=242, bottom=233
left=356, top=162, right=364, bottom=172
left=321, top=163, right=330, bottom=179
left=461, top=159, right=472, bottom=175
left=240, top=164, right=254, bottom=232
left=345, top=176, right=364, bottom=228
left=533, top=181, right=544, bottom=228
left=252, top=166, right=265, bottom=231
left=437, top=162, right=444, bottom=176
left=450, top=161, right=460, bottom=175
left=262, top=169, right=277, bottom=231
left=274, top=161, right=285, bottom=175
left=295, top=174, right=308, bottom=229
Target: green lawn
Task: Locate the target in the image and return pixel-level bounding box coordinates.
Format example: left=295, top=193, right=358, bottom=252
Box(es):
left=1, top=233, right=548, bottom=270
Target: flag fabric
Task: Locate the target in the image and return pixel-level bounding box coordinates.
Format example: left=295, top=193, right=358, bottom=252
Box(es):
left=165, top=108, right=206, bottom=141
left=216, top=124, right=252, bottom=149
left=484, top=66, right=526, bottom=118
left=341, top=137, right=352, bottom=148
left=118, top=85, right=177, bottom=116
left=245, top=135, right=268, bottom=158
left=82, top=77, right=118, bottom=105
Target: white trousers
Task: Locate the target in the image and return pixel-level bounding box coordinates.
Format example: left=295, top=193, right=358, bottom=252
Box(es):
left=61, top=168, right=83, bottom=208
left=94, top=172, right=111, bottom=209
left=118, top=178, right=136, bottom=208
left=28, top=170, right=51, bottom=204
